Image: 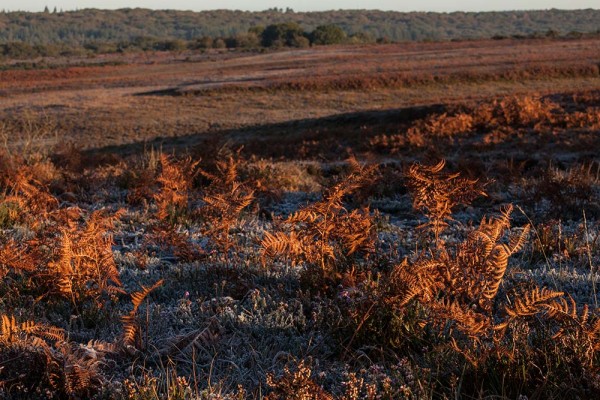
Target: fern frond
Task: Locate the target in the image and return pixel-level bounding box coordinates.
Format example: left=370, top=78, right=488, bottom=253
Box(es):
left=120, top=313, right=138, bottom=348
left=261, top=231, right=303, bottom=259
left=433, top=299, right=490, bottom=337
left=122, top=279, right=164, bottom=348
left=57, top=341, right=106, bottom=396
left=389, top=259, right=442, bottom=307
left=481, top=246, right=509, bottom=301
left=545, top=295, right=579, bottom=321
left=504, top=287, right=565, bottom=319
left=0, top=314, right=64, bottom=345
left=131, top=279, right=164, bottom=312
left=507, top=224, right=531, bottom=254
left=405, top=159, right=485, bottom=241
left=0, top=239, right=36, bottom=274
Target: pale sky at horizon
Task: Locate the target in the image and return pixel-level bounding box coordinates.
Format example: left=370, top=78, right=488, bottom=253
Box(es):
left=2, top=1, right=599, bottom=12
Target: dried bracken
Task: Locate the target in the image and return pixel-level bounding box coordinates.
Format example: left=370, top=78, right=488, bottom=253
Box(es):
left=0, top=314, right=64, bottom=346
left=0, top=314, right=115, bottom=397
left=1, top=167, right=59, bottom=227
left=46, top=209, right=126, bottom=307
left=262, top=158, right=377, bottom=276
left=0, top=239, right=37, bottom=279
left=389, top=205, right=530, bottom=314
left=154, top=154, right=199, bottom=222
left=477, top=96, right=559, bottom=129
left=121, top=279, right=164, bottom=349
left=199, top=156, right=255, bottom=256
left=405, top=159, right=485, bottom=243
left=407, top=112, right=475, bottom=139
left=1, top=87, right=600, bottom=398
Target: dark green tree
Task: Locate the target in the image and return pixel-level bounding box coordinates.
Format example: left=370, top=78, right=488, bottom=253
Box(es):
left=310, top=24, right=347, bottom=45
left=261, top=22, right=306, bottom=47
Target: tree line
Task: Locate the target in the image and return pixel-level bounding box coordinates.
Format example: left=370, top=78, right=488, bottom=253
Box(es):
left=1, top=8, right=599, bottom=44
left=0, top=23, right=370, bottom=61
left=1, top=8, right=599, bottom=61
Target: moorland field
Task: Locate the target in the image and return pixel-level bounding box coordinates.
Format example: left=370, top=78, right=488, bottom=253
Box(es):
left=0, top=33, right=599, bottom=399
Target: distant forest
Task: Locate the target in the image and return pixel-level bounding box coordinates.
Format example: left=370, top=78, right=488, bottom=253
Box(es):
left=1, top=8, right=599, bottom=45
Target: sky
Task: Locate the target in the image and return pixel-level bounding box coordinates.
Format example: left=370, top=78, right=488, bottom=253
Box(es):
left=2, top=1, right=599, bottom=12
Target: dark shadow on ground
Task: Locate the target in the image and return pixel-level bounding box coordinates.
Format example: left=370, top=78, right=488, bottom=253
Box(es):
left=82, top=94, right=599, bottom=173
left=83, top=103, right=448, bottom=161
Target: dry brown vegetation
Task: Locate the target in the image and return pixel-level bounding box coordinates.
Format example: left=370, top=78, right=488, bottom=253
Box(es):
left=0, top=38, right=599, bottom=399
left=1, top=37, right=600, bottom=152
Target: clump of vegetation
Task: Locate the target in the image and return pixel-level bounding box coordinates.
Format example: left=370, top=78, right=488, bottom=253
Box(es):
left=198, top=155, right=256, bottom=257
left=404, top=159, right=485, bottom=243
left=262, top=158, right=377, bottom=289
left=153, top=154, right=199, bottom=223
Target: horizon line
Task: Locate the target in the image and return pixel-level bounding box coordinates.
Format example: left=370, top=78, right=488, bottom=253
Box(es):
left=2, top=7, right=599, bottom=13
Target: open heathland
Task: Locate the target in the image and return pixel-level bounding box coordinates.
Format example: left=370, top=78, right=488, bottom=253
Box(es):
left=0, top=37, right=599, bottom=399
